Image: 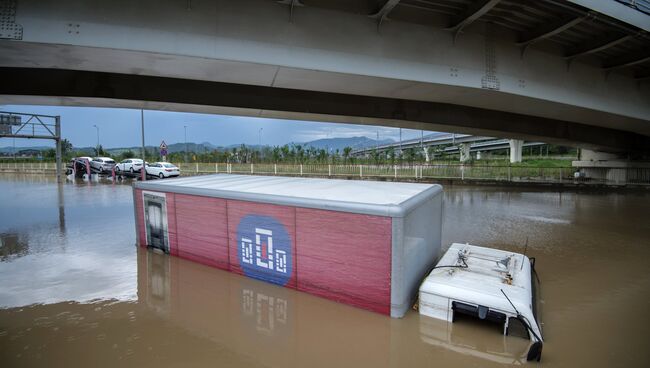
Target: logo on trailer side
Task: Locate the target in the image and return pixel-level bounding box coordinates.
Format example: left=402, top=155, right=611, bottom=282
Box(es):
left=237, top=214, right=292, bottom=286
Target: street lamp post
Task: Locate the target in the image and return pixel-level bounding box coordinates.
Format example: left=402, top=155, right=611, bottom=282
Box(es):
left=184, top=125, right=188, bottom=163
left=376, top=130, right=379, bottom=150
left=399, top=128, right=402, bottom=157
left=258, top=128, right=263, bottom=162
left=93, top=124, right=99, bottom=154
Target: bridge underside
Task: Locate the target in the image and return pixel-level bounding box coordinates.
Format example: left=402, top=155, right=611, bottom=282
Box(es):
left=1, top=0, right=649, bottom=154
left=1, top=67, right=649, bottom=154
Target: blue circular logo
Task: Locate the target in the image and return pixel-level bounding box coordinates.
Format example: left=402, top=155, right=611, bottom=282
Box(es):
left=237, top=214, right=292, bottom=286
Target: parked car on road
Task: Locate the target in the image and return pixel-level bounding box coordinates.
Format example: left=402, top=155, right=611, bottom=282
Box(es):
left=146, top=162, right=180, bottom=178
left=90, top=157, right=116, bottom=172
left=115, top=158, right=144, bottom=173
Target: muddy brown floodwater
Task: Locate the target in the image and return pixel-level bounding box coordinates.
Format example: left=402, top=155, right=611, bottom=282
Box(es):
left=0, top=173, right=649, bottom=367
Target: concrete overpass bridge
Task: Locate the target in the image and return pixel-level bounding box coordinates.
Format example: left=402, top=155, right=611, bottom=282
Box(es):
left=1, top=0, right=649, bottom=155
left=351, top=133, right=546, bottom=162
left=353, top=134, right=496, bottom=154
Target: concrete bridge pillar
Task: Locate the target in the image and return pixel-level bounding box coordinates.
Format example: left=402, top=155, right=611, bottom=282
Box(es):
left=577, top=149, right=622, bottom=161
left=571, top=149, right=649, bottom=185
left=509, top=139, right=523, bottom=163
left=423, top=147, right=430, bottom=163
left=459, top=144, right=471, bottom=163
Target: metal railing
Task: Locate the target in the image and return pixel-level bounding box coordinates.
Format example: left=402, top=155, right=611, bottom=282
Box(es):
left=0, top=162, right=58, bottom=171
left=2, top=162, right=649, bottom=186
left=167, top=163, right=650, bottom=186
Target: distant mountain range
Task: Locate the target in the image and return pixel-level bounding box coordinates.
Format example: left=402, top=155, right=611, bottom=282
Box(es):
left=0, top=146, right=52, bottom=154
left=301, top=136, right=394, bottom=152
left=0, top=136, right=395, bottom=156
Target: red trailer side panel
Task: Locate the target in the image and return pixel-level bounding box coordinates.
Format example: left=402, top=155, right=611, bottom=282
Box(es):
left=227, top=200, right=297, bottom=289
left=175, top=194, right=229, bottom=270
left=296, top=208, right=392, bottom=315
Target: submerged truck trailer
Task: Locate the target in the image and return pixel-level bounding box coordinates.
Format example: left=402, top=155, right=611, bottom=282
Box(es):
left=133, top=174, right=442, bottom=317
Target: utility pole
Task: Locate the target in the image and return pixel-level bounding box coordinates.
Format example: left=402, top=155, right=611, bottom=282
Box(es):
left=259, top=128, right=263, bottom=162
left=399, top=128, right=403, bottom=159
left=184, top=125, right=188, bottom=163
left=55, top=116, right=62, bottom=182
left=141, top=109, right=146, bottom=181
left=93, top=124, right=99, bottom=154
left=421, top=130, right=424, bottom=163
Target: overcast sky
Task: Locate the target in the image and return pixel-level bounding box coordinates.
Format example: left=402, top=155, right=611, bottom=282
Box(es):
left=0, top=105, right=438, bottom=149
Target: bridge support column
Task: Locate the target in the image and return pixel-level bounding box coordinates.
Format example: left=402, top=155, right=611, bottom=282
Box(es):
left=423, top=147, right=430, bottom=163
left=509, top=139, right=523, bottom=163
left=571, top=149, right=649, bottom=185
left=459, top=144, right=471, bottom=163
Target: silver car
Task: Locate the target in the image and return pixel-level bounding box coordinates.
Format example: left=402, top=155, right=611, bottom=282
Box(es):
left=90, top=157, right=116, bottom=172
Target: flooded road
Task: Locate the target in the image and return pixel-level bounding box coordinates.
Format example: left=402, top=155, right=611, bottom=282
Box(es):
left=1, top=174, right=649, bottom=367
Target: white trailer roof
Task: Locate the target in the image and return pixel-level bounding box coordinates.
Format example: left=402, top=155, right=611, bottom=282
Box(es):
left=135, top=174, right=441, bottom=217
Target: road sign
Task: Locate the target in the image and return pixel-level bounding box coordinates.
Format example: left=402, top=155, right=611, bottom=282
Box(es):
left=0, top=114, right=21, bottom=125
left=160, top=140, right=168, bottom=157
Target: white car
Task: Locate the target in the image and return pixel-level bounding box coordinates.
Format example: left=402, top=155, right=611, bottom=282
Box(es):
left=90, top=157, right=116, bottom=172
left=115, top=158, right=144, bottom=173
left=146, top=162, right=180, bottom=178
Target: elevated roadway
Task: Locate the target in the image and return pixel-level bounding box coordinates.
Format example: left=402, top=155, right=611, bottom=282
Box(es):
left=1, top=0, right=649, bottom=153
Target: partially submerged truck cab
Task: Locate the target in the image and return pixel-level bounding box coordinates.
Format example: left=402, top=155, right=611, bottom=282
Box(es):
left=419, top=243, right=543, bottom=361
